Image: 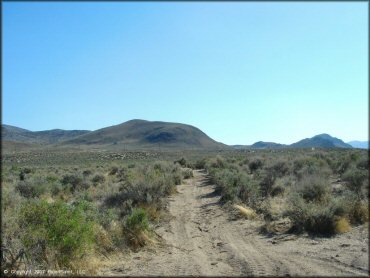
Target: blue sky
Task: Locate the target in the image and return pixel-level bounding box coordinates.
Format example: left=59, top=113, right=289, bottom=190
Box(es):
left=3, top=2, right=368, bottom=145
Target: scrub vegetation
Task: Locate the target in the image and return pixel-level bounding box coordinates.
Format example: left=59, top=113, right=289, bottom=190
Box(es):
left=1, top=148, right=368, bottom=274
left=195, top=149, right=368, bottom=235
left=2, top=156, right=190, bottom=273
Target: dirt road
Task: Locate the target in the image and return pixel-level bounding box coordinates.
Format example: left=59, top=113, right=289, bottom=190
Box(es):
left=99, top=170, right=369, bottom=276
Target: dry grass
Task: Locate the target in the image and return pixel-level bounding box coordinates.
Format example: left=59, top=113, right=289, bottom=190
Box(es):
left=70, top=253, right=106, bottom=275
left=335, top=217, right=351, bottom=234
left=261, top=197, right=287, bottom=221
left=260, top=218, right=292, bottom=234
left=233, top=204, right=257, bottom=220
left=126, top=230, right=157, bottom=249
left=138, top=203, right=162, bottom=222
left=95, top=225, right=115, bottom=253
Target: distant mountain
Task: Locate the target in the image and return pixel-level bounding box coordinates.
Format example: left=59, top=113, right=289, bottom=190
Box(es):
left=250, top=141, right=287, bottom=149
left=61, top=119, right=228, bottom=150
left=3, top=123, right=357, bottom=151
left=233, top=134, right=354, bottom=149
left=231, top=145, right=251, bottom=149
left=32, top=129, right=92, bottom=144
left=290, top=134, right=352, bottom=149
left=2, top=125, right=33, bottom=143
left=347, top=141, right=369, bottom=149
left=2, top=124, right=91, bottom=144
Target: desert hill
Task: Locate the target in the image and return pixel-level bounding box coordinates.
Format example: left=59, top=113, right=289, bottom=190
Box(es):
left=250, top=141, right=287, bottom=149
left=347, top=141, right=368, bottom=149
left=60, top=119, right=227, bottom=150
left=289, top=133, right=352, bottom=149
left=2, top=124, right=90, bottom=144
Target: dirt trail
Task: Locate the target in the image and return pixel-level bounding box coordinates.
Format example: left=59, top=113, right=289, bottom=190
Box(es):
left=99, top=170, right=369, bottom=276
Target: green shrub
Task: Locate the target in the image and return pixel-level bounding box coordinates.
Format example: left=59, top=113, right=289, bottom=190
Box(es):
left=342, top=168, right=367, bottom=195
left=46, top=175, right=58, bottom=183
left=109, top=166, right=119, bottom=175
left=92, top=174, right=105, bottom=184
left=274, top=176, right=293, bottom=189
left=124, top=208, right=152, bottom=248
left=50, top=182, right=63, bottom=196
left=82, top=169, right=92, bottom=177
left=238, top=178, right=261, bottom=208
left=19, top=172, right=26, bottom=181
left=259, top=171, right=276, bottom=197
left=208, top=155, right=226, bottom=169
left=293, top=157, right=331, bottom=180
left=18, top=200, right=95, bottom=268
left=104, top=163, right=179, bottom=209
left=21, top=167, right=33, bottom=174
left=15, top=181, right=47, bottom=198
left=342, top=194, right=369, bottom=224
left=73, top=198, right=117, bottom=229
left=270, top=185, right=285, bottom=197
left=172, top=171, right=183, bottom=185
left=125, top=208, right=149, bottom=232
left=248, top=159, right=263, bottom=173
left=195, top=158, right=206, bottom=169
left=356, top=157, right=369, bottom=170
left=220, top=184, right=239, bottom=203
left=19, top=167, right=33, bottom=180
left=61, top=174, right=83, bottom=192
left=212, top=168, right=261, bottom=207
left=213, top=169, right=236, bottom=194
left=296, top=175, right=329, bottom=203
left=348, top=200, right=369, bottom=224
left=175, top=157, right=187, bottom=167
left=117, top=167, right=128, bottom=181
left=285, top=194, right=346, bottom=235
left=335, top=157, right=352, bottom=175
left=182, top=168, right=193, bottom=179
left=269, top=160, right=289, bottom=177
left=154, top=162, right=165, bottom=172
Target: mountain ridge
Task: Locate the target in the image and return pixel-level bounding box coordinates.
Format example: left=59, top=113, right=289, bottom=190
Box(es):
left=2, top=122, right=357, bottom=150
left=250, top=141, right=287, bottom=149
left=289, top=134, right=352, bottom=149
left=347, top=141, right=369, bottom=149
left=2, top=124, right=91, bottom=145
left=234, top=134, right=354, bottom=149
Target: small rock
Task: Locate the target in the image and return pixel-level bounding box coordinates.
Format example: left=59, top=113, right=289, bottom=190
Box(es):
left=340, top=243, right=350, bottom=248
left=362, top=247, right=367, bottom=252
left=335, top=254, right=339, bottom=257
left=211, top=262, right=218, bottom=265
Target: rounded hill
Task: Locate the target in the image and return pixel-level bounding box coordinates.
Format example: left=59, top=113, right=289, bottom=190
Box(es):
left=62, top=119, right=228, bottom=150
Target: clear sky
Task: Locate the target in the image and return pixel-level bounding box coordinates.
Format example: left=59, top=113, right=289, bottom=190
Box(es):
left=3, top=2, right=368, bottom=145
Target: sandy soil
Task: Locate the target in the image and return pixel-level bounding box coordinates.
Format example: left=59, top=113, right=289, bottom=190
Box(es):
left=98, top=170, right=369, bottom=276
